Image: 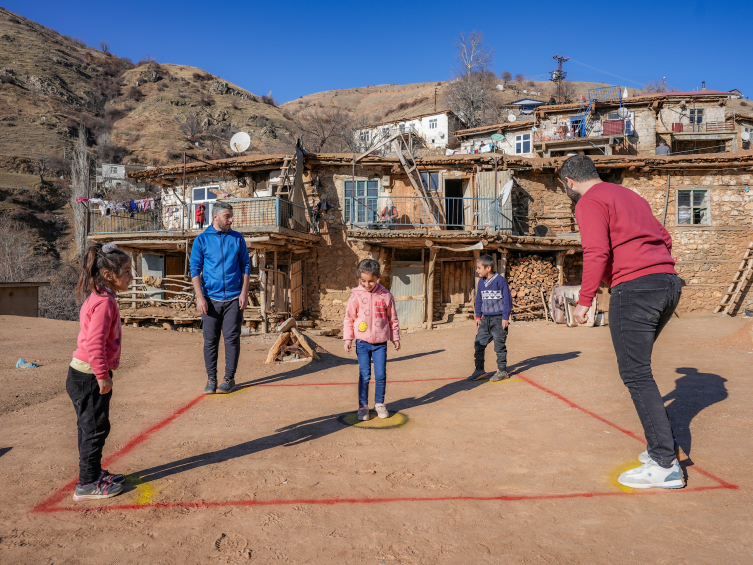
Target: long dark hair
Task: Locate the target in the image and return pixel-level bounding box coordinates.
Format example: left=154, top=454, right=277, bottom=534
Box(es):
left=76, top=242, right=131, bottom=302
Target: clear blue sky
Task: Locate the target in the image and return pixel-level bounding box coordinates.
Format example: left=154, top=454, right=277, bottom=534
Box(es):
left=7, top=0, right=752, bottom=103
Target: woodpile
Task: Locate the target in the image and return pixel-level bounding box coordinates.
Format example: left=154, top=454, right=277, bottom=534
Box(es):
left=265, top=319, right=321, bottom=363
left=506, top=254, right=559, bottom=320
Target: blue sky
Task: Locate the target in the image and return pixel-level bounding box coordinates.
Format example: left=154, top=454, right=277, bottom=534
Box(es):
left=7, top=0, right=752, bottom=103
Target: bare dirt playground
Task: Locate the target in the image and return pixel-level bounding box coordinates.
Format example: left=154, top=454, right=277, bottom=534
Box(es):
left=0, top=314, right=751, bottom=564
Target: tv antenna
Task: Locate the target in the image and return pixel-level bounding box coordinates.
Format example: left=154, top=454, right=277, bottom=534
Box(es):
left=230, top=131, right=251, bottom=153
left=550, top=54, right=569, bottom=103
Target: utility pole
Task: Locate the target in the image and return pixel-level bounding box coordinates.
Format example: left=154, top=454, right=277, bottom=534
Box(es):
left=550, top=54, right=569, bottom=103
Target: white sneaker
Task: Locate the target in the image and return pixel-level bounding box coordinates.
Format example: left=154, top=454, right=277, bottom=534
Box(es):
left=638, top=445, right=684, bottom=464
left=638, top=450, right=649, bottom=464
left=357, top=406, right=369, bottom=421
left=618, top=458, right=684, bottom=489
left=374, top=403, right=389, bottom=419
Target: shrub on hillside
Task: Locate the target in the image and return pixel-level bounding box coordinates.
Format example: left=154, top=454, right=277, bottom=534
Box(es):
left=199, top=94, right=216, bottom=107
left=192, top=72, right=213, bottom=82
left=126, top=86, right=144, bottom=101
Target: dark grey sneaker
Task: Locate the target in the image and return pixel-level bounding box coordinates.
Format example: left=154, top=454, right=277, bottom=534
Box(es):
left=73, top=479, right=123, bottom=501
left=204, top=378, right=217, bottom=395
left=489, top=371, right=510, bottom=382
left=468, top=369, right=487, bottom=381
left=216, top=378, right=236, bottom=394
left=98, top=469, right=126, bottom=484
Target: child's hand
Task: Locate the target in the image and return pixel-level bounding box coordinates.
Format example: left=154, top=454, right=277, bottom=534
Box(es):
left=502, top=320, right=509, bottom=330
left=393, top=340, right=400, bottom=351
left=97, top=377, right=113, bottom=395
left=344, top=340, right=352, bottom=354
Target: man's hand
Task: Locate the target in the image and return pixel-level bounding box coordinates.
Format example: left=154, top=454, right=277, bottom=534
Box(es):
left=475, top=317, right=481, bottom=329
left=196, top=295, right=208, bottom=315
left=502, top=319, right=509, bottom=330
left=97, top=376, right=113, bottom=395
left=393, top=340, right=401, bottom=351
left=238, top=293, right=248, bottom=310
left=574, top=304, right=590, bottom=325
left=344, top=340, right=352, bottom=354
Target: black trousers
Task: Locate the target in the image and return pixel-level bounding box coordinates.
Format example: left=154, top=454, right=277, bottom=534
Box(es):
left=609, top=273, right=682, bottom=468
left=202, top=298, right=243, bottom=381
left=474, top=315, right=508, bottom=372
left=66, top=367, right=112, bottom=485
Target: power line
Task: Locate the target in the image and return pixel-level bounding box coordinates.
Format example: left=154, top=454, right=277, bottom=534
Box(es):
left=568, top=59, right=644, bottom=87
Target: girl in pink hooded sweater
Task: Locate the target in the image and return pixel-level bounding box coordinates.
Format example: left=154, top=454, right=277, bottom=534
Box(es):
left=343, top=259, right=400, bottom=421
left=68, top=243, right=132, bottom=501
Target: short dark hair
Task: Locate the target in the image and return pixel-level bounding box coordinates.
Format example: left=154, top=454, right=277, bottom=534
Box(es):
left=213, top=201, right=233, bottom=215
left=356, top=258, right=381, bottom=278
left=476, top=254, right=495, bottom=271
left=559, top=155, right=600, bottom=183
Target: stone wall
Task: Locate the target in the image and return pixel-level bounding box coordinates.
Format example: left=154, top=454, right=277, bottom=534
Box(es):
left=512, top=172, right=578, bottom=237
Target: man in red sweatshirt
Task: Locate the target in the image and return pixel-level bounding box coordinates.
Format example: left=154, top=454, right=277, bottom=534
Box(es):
left=562, top=155, right=684, bottom=490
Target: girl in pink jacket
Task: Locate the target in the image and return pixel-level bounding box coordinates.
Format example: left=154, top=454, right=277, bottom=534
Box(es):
left=68, top=243, right=132, bottom=501
left=343, top=259, right=400, bottom=421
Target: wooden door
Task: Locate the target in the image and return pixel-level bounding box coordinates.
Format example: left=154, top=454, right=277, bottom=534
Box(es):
left=441, top=260, right=473, bottom=304
left=390, top=260, right=425, bottom=328
left=164, top=255, right=185, bottom=299
left=289, top=260, right=303, bottom=317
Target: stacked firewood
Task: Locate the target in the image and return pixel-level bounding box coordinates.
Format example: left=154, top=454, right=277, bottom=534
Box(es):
left=265, top=318, right=321, bottom=363
left=506, top=255, right=559, bottom=320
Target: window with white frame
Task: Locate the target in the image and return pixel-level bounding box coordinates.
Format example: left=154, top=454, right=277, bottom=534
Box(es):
left=429, top=118, right=438, bottom=129
left=689, top=109, right=704, bottom=124
left=515, top=133, right=531, bottom=154
left=382, top=127, right=390, bottom=137
left=359, top=130, right=370, bottom=144
left=109, top=166, right=118, bottom=174
left=677, top=189, right=709, bottom=225
left=192, top=186, right=219, bottom=227
left=344, top=179, right=379, bottom=224
left=420, top=171, right=440, bottom=192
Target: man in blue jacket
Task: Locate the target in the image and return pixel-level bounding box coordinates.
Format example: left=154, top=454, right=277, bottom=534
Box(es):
left=468, top=254, right=512, bottom=382
left=190, top=201, right=251, bottom=394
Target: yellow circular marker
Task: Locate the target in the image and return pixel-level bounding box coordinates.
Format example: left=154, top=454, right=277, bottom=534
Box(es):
left=125, top=476, right=156, bottom=505
left=358, top=321, right=368, bottom=332
left=609, top=460, right=639, bottom=493
left=338, top=411, right=408, bottom=429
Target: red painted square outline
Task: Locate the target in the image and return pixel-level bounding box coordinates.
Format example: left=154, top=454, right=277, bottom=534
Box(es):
left=33, top=373, right=737, bottom=513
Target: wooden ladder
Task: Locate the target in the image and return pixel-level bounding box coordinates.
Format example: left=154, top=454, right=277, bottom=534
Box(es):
left=714, top=242, right=753, bottom=315
left=275, top=156, right=294, bottom=196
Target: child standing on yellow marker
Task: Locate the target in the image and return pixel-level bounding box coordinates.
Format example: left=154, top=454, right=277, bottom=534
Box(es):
left=68, top=243, right=132, bottom=501
left=343, top=259, right=400, bottom=421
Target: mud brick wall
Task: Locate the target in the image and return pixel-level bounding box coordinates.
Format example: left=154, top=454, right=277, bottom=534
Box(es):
left=624, top=170, right=753, bottom=315
left=512, top=172, right=577, bottom=237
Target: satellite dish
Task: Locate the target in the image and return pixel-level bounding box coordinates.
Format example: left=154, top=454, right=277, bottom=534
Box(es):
left=500, top=179, right=514, bottom=207
left=491, top=133, right=505, bottom=141
left=507, top=114, right=517, bottom=122
left=617, top=107, right=630, bottom=119
left=742, top=131, right=751, bottom=141
left=230, top=131, right=251, bottom=153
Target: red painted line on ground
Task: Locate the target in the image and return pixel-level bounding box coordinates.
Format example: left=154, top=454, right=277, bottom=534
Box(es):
left=33, top=393, right=206, bottom=512
left=252, top=376, right=466, bottom=388
left=33, top=485, right=731, bottom=514
left=515, top=373, right=739, bottom=491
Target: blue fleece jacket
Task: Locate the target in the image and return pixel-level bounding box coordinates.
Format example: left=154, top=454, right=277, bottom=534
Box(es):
left=190, top=225, right=251, bottom=301
left=474, top=273, right=512, bottom=320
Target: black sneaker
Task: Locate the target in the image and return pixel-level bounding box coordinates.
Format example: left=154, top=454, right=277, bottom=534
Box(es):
left=216, top=378, right=236, bottom=394
left=204, top=378, right=217, bottom=395
left=98, top=469, right=126, bottom=484
left=489, top=370, right=510, bottom=382
left=468, top=369, right=487, bottom=381
left=73, top=479, right=123, bottom=501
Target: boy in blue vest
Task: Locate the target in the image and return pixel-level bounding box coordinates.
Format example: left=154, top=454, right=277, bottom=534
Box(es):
left=468, top=254, right=512, bottom=382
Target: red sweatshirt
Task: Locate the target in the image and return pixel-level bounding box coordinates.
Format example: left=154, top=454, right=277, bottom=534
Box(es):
left=72, top=287, right=122, bottom=379
left=575, top=182, right=676, bottom=307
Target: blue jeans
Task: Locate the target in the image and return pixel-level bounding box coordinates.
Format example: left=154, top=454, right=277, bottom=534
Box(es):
left=356, top=340, right=387, bottom=406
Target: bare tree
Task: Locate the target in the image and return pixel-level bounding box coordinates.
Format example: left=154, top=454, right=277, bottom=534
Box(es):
left=296, top=107, right=354, bottom=152
left=501, top=71, right=512, bottom=82
left=644, top=78, right=677, bottom=93
left=559, top=80, right=577, bottom=103
left=70, top=125, right=89, bottom=258
left=454, top=30, right=495, bottom=78
left=99, top=40, right=109, bottom=53
left=445, top=71, right=499, bottom=129
left=0, top=215, right=36, bottom=282
left=35, top=155, right=51, bottom=185
left=178, top=114, right=203, bottom=141
left=514, top=73, right=525, bottom=83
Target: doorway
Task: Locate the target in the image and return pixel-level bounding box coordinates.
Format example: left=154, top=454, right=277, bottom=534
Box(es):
left=444, top=179, right=464, bottom=230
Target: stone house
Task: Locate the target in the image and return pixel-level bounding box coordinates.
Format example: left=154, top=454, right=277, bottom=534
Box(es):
left=355, top=110, right=463, bottom=153
left=83, top=148, right=753, bottom=334
left=455, top=119, right=536, bottom=156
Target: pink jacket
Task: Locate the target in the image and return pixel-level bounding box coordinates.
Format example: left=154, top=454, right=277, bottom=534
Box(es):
left=343, top=284, right=400, bottom=344
left=72, top=287, right=122, bottom=379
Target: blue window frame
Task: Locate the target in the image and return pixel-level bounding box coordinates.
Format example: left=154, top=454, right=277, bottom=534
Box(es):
left=344, top=179, right=379, bottom=223
left=420, top=171, right=440, bottom=192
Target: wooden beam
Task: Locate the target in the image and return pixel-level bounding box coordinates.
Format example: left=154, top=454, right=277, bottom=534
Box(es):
left=426, top=247, right=438, bottom=329
left=259, top=250, right=268, bottom=334
left=556, top=251, right=565, bottom=286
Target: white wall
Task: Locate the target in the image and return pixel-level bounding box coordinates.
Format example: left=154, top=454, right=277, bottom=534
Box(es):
left=460, top=129, right=535, bottom=157
left=358, top=112, right=454, bottom=150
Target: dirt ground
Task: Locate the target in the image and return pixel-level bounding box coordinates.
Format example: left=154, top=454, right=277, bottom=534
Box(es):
left=0, top=313, right=752, bottom=564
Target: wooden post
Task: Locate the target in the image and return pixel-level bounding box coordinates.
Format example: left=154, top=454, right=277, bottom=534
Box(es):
left=426, top=247, right=438, bottom=329
left=498, top=248, right=508, bottom=277
left=556, top=251, right=565, bottom=286
left=259, top=250, right=268, bottom=333
left=473, top=249, right=480, bottom=301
